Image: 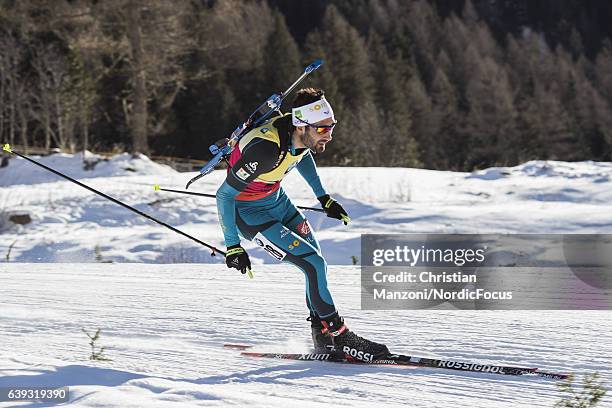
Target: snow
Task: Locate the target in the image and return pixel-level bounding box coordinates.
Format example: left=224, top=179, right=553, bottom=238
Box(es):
left=3, top=153, right=612, bottom=264
left=0, top=264, right=610, bottom=407
left=1, top=152, right=611, bottom=406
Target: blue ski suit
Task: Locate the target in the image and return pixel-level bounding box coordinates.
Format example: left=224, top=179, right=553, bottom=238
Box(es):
left=216, top=114, right=337, bottom=318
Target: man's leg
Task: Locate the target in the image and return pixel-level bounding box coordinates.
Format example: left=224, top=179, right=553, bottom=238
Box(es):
left=236, top=211, right=337, bottom=318
left=236, top=198, right=389, bottom=359
left=279, top=206, right=324, bottom=314
left=282, top=208, right=320, bottom=252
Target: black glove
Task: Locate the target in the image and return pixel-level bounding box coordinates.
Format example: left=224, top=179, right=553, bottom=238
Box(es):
left=225, top=244, right=252, bottom=276
left=318, top=194, right=350, bottom=225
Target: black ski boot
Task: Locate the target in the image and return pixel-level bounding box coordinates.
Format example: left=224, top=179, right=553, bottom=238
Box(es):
left=308, top=313, right=333, bottom=352
left=321, top=314, right=389, bottom=362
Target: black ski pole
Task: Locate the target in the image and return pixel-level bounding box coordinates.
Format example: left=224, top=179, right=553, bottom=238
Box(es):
left=2, top=144, right=225, bottom=257
left=154, top=185, right=326, bottom=213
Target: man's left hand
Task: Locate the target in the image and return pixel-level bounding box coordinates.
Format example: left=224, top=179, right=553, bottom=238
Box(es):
left=318, top=194, right=350, bottom=225
left=225, top=245, right=253, bottom=278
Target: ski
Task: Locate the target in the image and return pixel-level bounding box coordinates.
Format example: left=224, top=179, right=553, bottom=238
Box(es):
left=224, top=344, right=568, bottom=380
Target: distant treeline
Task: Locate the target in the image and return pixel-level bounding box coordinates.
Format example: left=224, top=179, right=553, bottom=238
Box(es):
left=1, top=0, right=612, bottom=170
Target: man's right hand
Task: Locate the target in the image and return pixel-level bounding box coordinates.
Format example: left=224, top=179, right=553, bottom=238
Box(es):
left=318, top=194, right=350, bottom=225
left=225, top=244, right=252, bottom=276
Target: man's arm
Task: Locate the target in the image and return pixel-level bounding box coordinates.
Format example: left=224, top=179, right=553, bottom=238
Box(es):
left=297, top=152, right=350, bottom=225
left=216, top=139, right=279, bottom=246
left=296, top=152, right=327, bottom=198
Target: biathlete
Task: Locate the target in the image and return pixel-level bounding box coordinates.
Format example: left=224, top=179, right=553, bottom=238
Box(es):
left=216, top=88, right=388, bottom=360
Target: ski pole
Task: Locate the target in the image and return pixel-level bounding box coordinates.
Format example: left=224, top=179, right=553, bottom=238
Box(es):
left=2, top=144, right=226, bottom=258
left=154, top=185, right=326, bottom=213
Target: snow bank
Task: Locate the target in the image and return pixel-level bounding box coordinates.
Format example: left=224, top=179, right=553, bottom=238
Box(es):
left=0, top=151, right=176, bottom=187
left=1, top=153, right=611, bottom=264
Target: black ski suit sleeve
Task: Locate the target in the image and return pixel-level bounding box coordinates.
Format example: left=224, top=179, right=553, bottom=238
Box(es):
left=225, top=138, right=280, bottom=191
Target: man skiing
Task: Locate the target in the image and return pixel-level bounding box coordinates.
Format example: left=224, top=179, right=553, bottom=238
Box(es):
left=216, top=88, right=389, bottom=361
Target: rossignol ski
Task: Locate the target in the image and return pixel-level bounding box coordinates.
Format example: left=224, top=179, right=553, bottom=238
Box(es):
left=185, top=60, right=323, bottom=189
left=223, top=344, right=568, bottom=380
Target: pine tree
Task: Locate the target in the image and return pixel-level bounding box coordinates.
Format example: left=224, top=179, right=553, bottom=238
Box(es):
left=307, top=5, right=375, bottom=166
left=441, top=15, right=471, bottom=106
left=261, top=9, right=300, bottom=106
left=508, top=30, right=575, bottom=162
left=513, top=75, right=541, bottom=163
left=368, top=31, right=419, bottom=167
left=171, top=70, right=239, bottom=158
left=302, top=30, right=339, bottom=103
left=430, top=67, right=462, bottom=170
left=595, top=39, right=612, bottom=107
left=318, top=4, right=374, bottom=111
left=405, top=73, right=435, bottom=168
left=464, top=56, right=518, bottom=169
left=302, top=29, right=346, bottom=165
left=568, top=27, right=584, bottom=60
left=533, top=81, right=574, bottom=160
left=462, top=0, right=479, bottom=24
left=403, top=0, right=443, bottom=87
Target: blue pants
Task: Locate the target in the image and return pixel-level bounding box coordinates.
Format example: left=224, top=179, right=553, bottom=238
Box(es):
left=235, top=189, right=337, bottom=317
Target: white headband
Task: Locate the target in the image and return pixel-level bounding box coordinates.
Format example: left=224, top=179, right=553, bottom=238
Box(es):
left=291, top=98, right=335, bottom=126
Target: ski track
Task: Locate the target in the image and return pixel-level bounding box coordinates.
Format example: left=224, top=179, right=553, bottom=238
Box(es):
left=0, top=264, right=610, bottom=407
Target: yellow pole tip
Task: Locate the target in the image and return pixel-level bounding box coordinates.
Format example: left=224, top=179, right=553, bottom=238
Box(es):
left=153, top=184, right=160, bottom=191
left=247, top=268, right=254, bottom=279
left=2, top=144, right=11, bottom=152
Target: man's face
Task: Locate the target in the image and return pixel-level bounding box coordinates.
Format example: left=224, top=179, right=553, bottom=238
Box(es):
left=300, top=117, right=335, bottom=154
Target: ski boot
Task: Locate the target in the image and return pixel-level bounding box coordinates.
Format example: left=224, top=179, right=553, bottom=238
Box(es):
left=321, top=314, right=389, bottom=362
left=308, top=313, right=334, bottom=352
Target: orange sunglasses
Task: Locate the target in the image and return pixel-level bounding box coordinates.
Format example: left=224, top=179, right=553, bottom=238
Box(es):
left=296, top=117, right=337, bottom=134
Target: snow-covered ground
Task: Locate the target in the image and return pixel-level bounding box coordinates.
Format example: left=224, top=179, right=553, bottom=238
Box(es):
left=0, top=265, right=610, bottom=407
left=3, top=152, right=612, bottom=264
left=1, top=152, right=611, bottom=407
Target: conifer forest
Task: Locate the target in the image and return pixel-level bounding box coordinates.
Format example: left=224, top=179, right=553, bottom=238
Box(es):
left=1, top=0, right=612, bottom=170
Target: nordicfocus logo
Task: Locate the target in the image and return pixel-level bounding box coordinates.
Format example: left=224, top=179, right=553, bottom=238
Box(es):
left=299, top=354, right=330, bottom=361
left=343, top=346, right=374, bottom=362
left=437, top=360, right=506, bottom=374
